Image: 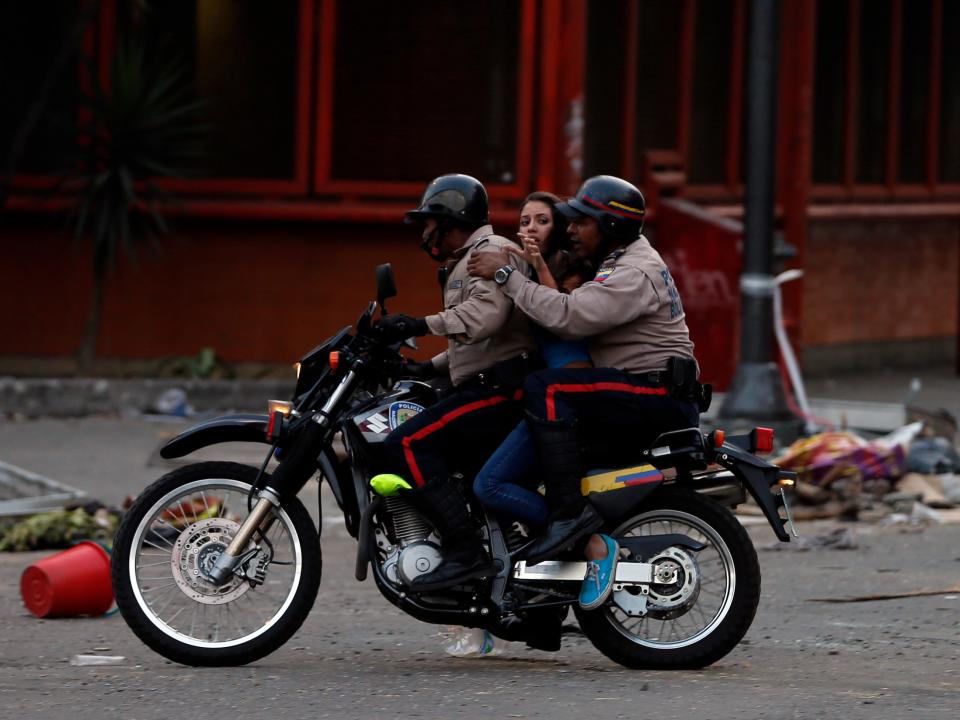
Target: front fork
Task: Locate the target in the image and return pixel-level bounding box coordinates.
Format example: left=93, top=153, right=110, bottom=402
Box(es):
left=207, top=368, right=359, bottom=584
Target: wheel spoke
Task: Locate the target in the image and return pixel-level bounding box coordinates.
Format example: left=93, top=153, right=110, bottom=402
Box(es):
left=141, top=581, right=178, bottom=594
left=137, top=560, right=171, bottom=569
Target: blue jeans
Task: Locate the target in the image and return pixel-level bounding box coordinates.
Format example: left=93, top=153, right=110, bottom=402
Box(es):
left=473, top=420, right=548, bottom=528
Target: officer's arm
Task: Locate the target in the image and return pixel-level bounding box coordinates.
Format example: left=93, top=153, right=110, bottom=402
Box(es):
left=501, top=266, right=660, bottom=340
left=424, top=249, right=520, bottom=343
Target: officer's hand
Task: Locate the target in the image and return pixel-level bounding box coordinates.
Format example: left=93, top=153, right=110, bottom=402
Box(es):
left=467, top=249, right=511, bottom=280
left=401, top=359, right=438, bottom=380
left=370, top=313, right=429, bottom=344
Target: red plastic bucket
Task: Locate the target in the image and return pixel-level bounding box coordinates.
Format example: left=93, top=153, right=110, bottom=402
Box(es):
left=20, top=541, right=114, bottom=618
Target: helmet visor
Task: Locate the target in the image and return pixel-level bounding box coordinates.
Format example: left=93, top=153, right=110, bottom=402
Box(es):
left=555, top=197, right=594, bottom=220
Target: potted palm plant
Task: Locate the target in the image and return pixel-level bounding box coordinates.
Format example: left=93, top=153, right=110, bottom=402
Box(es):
left=65, top=5, right=206, bottom=373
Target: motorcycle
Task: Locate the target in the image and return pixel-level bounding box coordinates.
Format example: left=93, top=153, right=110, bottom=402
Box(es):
left=111, top=264, right=797, bottom=668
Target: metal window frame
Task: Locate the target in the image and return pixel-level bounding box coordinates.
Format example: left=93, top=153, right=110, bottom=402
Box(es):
left=649, top=0, right=959, bottom=204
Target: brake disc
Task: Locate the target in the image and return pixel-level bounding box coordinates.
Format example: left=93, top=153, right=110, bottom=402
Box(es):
left=170, top=518, right=252, bottom=605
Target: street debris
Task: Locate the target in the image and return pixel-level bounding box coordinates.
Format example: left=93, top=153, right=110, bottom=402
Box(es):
left=70, top=654, right=126, bottom=666
left=807, top=585, right=960, bottom=603
left=760, top=414, right=960, bottom=526
left=0, top=503, right=121, bottom=552
left=147, top=387, right=194, bottom=418
left=0, top=459, right=87, bottom=516
left=758, top=526, right=858, bottom=552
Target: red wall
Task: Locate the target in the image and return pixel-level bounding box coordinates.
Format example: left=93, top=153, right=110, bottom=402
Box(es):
left=0, top=217, right=448, bottom=364
left=802, top=218, right=959, bottom=346
left=2, top=212, right=956, bottom=375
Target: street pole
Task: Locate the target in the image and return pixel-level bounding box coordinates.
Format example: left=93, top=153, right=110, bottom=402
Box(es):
left=719, top=0, right=797, bottom=426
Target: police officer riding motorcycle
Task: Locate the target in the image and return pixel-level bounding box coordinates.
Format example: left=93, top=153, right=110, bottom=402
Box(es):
left=370, top=173, right=538, bottom=592
left=110, top=173, right=795, bottom=670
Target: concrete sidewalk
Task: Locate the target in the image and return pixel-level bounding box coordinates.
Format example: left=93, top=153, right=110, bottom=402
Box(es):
left=2, top=365, right=957, bottom=422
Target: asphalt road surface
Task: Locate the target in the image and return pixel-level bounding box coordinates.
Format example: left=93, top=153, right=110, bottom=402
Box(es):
left=1, top=417, right=958, bottom=719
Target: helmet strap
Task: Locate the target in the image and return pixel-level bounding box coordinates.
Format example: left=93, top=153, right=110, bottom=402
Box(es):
left=420, top=219, right=454, bottom=262
left=594, top=234, right=622, bottom=263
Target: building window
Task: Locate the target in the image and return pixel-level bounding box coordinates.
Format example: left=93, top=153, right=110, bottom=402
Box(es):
left=688, top=0, right=735, bottom=184
left=854, top=0, right=891, bottom=184
left=811, top=0, right=848, bottom=184
left=940, top=0, right=960, bottom=183
left=897, top=0, right=932, bottom=184
left=140, top=0, right=304, bottom=183
left=1, top=0, right=81, bottom=176
left=327, top=0, right=521, bottom=185
left=812, top=0, right=955, bottom=195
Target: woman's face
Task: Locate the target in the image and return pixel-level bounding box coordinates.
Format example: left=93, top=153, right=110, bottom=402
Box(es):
left=518, top=200, right=554, bottom=253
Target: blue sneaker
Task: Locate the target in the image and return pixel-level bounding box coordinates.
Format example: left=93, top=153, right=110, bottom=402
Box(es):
left=579, top=535, right=619, bottom=610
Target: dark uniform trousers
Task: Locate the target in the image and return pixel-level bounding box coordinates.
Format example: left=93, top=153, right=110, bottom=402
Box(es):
left=523, top=367, right=699, bottom=468
left=383, top=385, right=524, bottom=490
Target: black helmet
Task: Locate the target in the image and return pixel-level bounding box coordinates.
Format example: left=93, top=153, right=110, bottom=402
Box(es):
left=557, top=175, right=645, bottom=242
left=405, top=173, right=489, bottom=227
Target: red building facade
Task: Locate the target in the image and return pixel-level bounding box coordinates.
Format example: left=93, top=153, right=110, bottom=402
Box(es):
left=2, top=0, right=958, bottom=384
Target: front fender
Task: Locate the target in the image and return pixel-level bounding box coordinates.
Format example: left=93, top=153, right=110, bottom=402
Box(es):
left=159, top=414, right=271, bottom=459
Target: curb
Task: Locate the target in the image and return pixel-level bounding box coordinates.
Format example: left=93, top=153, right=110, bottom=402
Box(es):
left=0, top=377, right=295, bottom=418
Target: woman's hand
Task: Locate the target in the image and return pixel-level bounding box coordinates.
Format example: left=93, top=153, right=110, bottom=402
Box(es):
left=509, top=233, right=558, bottom=289
left=505, top=234, right=547, bottom=272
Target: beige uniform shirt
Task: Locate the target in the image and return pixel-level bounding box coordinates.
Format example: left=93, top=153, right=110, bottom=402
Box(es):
left=500, top=235, right=696, bottom=374
left=424, top=225, right=536, bottom=386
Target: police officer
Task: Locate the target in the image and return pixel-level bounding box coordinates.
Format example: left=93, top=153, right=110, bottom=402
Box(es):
left=371, top=173, right=537, bottom=591
left=468, top=175, right=704, bottom=565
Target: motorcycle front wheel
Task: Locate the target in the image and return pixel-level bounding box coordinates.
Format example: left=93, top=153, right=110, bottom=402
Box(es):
left=575, top=488, right=760, bottom=669
left=111, top=462, right=321, bottom=666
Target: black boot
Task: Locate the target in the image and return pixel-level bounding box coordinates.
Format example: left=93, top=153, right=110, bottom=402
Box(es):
left=404, top=481, right=495, bottom=592
left=489, top=607, right=563, bottom=652
left=523, top=415, right=602, bottom=565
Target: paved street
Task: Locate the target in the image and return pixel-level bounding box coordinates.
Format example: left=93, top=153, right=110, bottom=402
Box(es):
left=1, top=416, right=959, bottom=719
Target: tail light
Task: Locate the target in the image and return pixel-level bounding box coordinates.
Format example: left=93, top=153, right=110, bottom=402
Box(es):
left=753, top=427, right=775, bottom=454
left=329, top=351, right=341, bottom=372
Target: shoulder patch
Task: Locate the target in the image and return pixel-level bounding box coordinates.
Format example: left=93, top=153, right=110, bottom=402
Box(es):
left=594, top=266, right=615, bottom=283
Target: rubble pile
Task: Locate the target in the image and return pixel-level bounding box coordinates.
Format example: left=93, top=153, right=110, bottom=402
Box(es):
left=769, top=416, right=960, bottom=524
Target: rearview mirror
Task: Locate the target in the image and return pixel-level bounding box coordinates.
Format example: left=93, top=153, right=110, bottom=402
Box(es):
left=375, top=263, right=398, bottom=312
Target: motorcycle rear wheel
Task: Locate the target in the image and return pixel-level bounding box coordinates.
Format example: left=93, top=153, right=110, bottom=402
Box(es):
left=575, top=488, right=760, bottom=669
left=111, top=462, right=321, bottom=666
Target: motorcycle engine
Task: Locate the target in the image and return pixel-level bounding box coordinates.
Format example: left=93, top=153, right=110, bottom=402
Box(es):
left=377, top=496, right=443, bottom=586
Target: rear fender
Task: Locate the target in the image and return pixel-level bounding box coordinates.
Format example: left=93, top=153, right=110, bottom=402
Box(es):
left=715, top=443, right=794, bottom=541
left=159, top=414, right=270, bottom=459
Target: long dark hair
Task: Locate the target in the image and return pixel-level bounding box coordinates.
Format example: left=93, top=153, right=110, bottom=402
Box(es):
left=520, top=191, right=571, bottom=261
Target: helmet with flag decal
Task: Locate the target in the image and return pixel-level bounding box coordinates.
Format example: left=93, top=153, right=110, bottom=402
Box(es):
left=556, top=175, right=645, bottom=243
